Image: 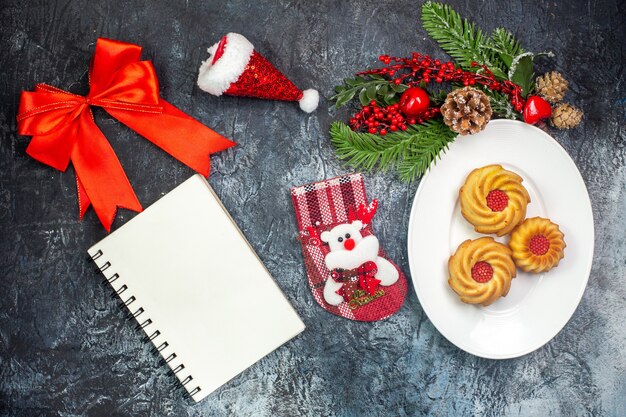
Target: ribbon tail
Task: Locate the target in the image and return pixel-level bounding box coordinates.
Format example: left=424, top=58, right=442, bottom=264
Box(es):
left=72, top=111, right=142, bottom=231
left=76, top=175, right=90, bottom=220
left=360, top=275, right=381, bottom=296
left=335, top=285, right=347, bottom=299
left=24, top=126, right=75, bottom=172
left=105, top=99, right=235, bottom=176
left=23, top=121, right=92, bottom=221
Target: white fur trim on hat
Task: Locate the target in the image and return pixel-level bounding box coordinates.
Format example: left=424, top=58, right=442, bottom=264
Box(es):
left=299, top=89, right=319, bottom=113
left=197, top=33, right=254, bottom=96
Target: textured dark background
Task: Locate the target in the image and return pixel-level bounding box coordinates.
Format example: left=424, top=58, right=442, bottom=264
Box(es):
left=1, top=0, right=625, bottom=416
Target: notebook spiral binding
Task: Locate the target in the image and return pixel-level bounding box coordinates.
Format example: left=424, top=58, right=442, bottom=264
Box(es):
left=90, top=249, right=202, bottom=400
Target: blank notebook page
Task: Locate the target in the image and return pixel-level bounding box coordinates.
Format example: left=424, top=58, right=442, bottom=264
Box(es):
left=88, top=174, right=305, bottom=402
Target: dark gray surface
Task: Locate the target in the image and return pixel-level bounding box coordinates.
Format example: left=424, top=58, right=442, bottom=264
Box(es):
left=1, top=0, right=625, bottom=416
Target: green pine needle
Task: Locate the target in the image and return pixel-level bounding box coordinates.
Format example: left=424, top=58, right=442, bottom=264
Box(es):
left=483, top=88, right=521, bottom=120
left=421, top=2, right=508, bottom=79
left=489, top=27, right=524, bottom=60
left=329, top=119, right=457, bottom=182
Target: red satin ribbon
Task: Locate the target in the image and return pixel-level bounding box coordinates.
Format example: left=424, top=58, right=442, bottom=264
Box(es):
left=17, top=38, right=235, bottom=231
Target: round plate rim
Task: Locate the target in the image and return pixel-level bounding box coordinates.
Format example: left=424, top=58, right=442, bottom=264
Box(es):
left=406, top=119, right=595, bottom=359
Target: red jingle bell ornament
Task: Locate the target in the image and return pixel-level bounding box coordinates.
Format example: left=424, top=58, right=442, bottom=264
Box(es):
left=399, top=87, right=430, bottom=117
left=523, top=96, right=552, bottom=125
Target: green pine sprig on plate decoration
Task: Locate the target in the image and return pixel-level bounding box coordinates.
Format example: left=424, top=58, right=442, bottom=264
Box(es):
left=330, top=119, right=456, bottom=182
left=327, top=1, right=576, bottom=182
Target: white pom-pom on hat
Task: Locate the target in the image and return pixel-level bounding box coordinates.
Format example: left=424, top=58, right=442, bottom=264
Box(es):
left=298, top=89, right=319, bottom=113
left=197, top=33, right=319, bottom=113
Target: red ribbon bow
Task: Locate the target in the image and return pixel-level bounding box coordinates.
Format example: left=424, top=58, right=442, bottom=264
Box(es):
left=332, top=261, right=381, bottom=299
left=17, top=38, right=235, bottom=231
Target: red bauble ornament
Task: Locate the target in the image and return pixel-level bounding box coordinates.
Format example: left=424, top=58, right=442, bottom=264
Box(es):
left=523, top=96, right=552, bottom=125
left=399, top=87, right=430, bottom=117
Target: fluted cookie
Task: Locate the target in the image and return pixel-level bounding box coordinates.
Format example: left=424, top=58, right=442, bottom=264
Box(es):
left=509, top=217, right=566, bottom=273
left=448, top=237, right=517, bottom=306
left=459, top=164, right=531, bottom=236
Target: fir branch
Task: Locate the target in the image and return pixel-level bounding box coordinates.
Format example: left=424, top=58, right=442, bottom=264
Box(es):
left=484, top=89, right=521, bottom=120
left=488, top=27, right=525, bottom=69
left=329, top=119, right=456, bottom=181
left=421, top=2, right=507, bottom=79
left=396, top=120, right=457, bottom=181
left=490, top=28, right=524, bottom=56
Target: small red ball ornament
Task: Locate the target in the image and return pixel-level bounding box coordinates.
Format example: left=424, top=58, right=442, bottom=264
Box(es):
left=523, top=96, right=552, bottom=125
left=399, top=87, right=430, bottom=118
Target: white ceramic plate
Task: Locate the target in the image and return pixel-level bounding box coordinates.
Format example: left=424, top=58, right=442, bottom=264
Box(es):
left=407, top=119, right=594, bottom=359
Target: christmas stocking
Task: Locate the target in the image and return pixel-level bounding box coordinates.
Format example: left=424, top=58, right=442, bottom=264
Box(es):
left=291, top=173, right=407, bottom=321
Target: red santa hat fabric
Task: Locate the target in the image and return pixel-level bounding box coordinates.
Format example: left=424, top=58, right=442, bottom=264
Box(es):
left=197, top=33, right=319, bottom=113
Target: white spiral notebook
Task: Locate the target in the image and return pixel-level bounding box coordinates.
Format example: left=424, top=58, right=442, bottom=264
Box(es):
left=88, top=174, right=305, bottom=402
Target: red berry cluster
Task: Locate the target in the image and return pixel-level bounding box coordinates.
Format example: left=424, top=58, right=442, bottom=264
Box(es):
left=377, top=54, right=458, bottom=85
left=349, top=100, right=440, bottom=135
left=364, top=53, right=525, bottom=112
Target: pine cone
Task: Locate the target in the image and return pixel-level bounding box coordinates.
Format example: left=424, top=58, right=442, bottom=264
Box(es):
left=536, top=71, right=568, bottom=104
left=550, top=103, right=583, bottom=129
left=441, top=87, right=493, bottom=135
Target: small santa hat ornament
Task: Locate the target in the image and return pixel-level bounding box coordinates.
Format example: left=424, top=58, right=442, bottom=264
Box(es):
left=197, top=33, right=319, bottom=113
